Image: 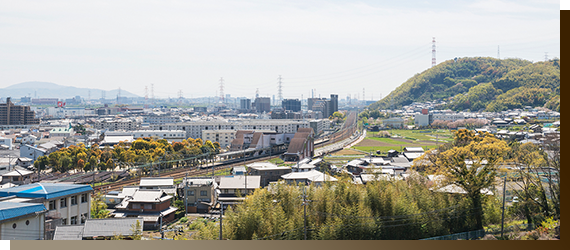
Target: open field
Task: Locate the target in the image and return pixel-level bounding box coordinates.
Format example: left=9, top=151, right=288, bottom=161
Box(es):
left=352, top=129, right=453, bottom=154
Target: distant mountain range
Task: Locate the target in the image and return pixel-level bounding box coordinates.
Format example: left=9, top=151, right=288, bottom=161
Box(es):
left=0, top=81, right=140, bottom=99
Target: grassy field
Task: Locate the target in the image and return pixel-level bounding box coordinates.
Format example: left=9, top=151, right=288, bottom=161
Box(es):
left=352, top=129, right=453, bottom=154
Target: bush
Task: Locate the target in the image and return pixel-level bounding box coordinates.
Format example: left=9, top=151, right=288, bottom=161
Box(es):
left=179, top=217, right=188, bottom=223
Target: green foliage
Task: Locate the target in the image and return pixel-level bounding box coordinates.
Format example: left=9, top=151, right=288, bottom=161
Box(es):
left=130, top=220, right=142, bottom=240
left=368, top=58, right=559, bottom=112
left=200, top=176, right=497, bottom=240
left=91, top=192, right=111, bottom=219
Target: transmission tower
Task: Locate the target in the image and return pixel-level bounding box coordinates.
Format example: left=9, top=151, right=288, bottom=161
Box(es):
left=219, top=77, right=225, bottom=104
left=255, top=88, right=259, bottom=98
left=545, top=52, right=548, bottom=61
left=117, top=87, right=121, bottom=104
left=144, top=86, right=149, bottom=100
left=497, top=45, right=500, bottom=59
left=151, top=84, right=155, bottom=105
left=102, top=90, right=106, bottom=100
left=88, top=90, right=91, bottom=101
left=363, top=88, right=365, bottom=102
left=277, top=75, right=283, bottom=104
left=432, top=37, right=436, bottom=67
left=178, top=90, right=183, bottom=105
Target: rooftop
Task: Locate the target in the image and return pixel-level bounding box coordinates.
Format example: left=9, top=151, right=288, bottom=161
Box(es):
left=0, top=183, right=92, bottom=200
left=0, top=202, right=47, bottom=222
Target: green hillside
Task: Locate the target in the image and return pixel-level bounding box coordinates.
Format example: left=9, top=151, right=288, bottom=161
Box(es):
left=368, top=57, right=560, bottom=112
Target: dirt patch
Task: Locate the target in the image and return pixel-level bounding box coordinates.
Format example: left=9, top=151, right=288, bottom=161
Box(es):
left=356, top=139, right=394, bottom=147
left=332, top=149, right=366, bottom=156
left=392, top=138, right=414, bottom=143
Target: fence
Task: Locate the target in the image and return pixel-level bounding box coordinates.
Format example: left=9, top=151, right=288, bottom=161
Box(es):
left=420, top=223, right=535, bottom=240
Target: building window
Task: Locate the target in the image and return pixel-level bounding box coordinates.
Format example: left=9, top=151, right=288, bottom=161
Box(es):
left=60, top=198, right=67, bottom=208
left=81, top=213, right=87, bottom=224
left=71, top=216, right=77, bottom=225
left=62, top=219, right=67, bottom=225
left=81, top=193, right=88, bottom=203
left=12, top=223, right=16, bottom=229
left=200, top=191, right=207, bottom=196
left=49, top=200, right=56, bottom=210
left=71, top=196, right=77, bottom=205
left=26, top=220, right=30, bottom=226
left=187, top=190, right=195, bottom=196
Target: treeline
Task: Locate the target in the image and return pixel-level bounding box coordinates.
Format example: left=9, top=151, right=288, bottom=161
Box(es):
left=196, top=176, right=502, bottom=240
left=33, top=137, right=220, bottom=173
left=368, top=57, right=560, bottom=112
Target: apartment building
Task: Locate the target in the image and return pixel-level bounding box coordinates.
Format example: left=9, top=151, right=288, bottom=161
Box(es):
left=0, top=98, right=40, bottom=126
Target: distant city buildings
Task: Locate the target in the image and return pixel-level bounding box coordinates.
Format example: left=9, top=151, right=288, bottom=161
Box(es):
left=0, top=98, right=40, bottom=127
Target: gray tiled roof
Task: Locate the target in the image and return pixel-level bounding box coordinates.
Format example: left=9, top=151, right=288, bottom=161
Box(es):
left=82, top=217, right=143, bottom=237
left=218, top=175, right=260, bottom=189
left=53, top=225, right=84, bottom=240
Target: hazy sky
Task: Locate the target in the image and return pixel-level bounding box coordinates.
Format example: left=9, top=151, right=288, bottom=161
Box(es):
left=0, top=0, right=560, bottom=100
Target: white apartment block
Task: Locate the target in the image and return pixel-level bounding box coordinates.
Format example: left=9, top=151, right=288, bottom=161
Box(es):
left=133, top=130, right=186, bottom=142
left=143, top=115, right=180, bottom=124
left=431, top=113, right=465, bottom=122
left=202, top=130, right=236, bottom=148
left=94, top=119, right=140, bottom=131
left=151, top=120, right=310, bottom=140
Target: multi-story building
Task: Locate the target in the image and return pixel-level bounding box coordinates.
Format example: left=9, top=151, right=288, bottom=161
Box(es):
left=253, top=97, right=271, bottom=113
left=93, top=118, right=139, bottom=131
left=0, top=98, right=40, bottom=126
left=282, top=99, right=301, bottom=112
left=178, top=177, right=217, bottom=213
left=309, top=119, right=330, bottom=136
left=133, top=130, right=185, bottom=142
left=202, top=130, right=236, bottom=148
left=151, top=120, right=310, bottom=140
left=143, top=114, right=180, bottom=125
left=0, top=183, right=93, bottom=227
left=240, top=98, right=251, bottom=110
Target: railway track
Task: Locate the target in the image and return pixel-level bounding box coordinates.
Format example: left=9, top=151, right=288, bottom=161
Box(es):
left=95, top=112, right=359, bottom=193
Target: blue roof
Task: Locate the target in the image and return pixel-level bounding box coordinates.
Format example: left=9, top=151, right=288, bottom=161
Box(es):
left=0, top=183, right=92, bottom=200
left=0, top=202, right=47, bottom=222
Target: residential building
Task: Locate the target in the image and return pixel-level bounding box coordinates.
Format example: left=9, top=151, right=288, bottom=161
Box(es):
left=0, top=202, right=47, bottom=240
left=202, top=130, right=236, bottom=148
left=0, top=97, right=40, bottom=126
left=133, top=130, right=185, bottom=143
left=19, top=144, right=47, bottom=162
left=178, top=177, right=216, bottom=213
left=282, top=99, right=301, bottom=112
left=280, top=170, right=337, bottom=186
left=150, top=119, right=310, bottom=140
left=139, top=177, right=176, bottom=195
left=1, top=167, right=34, bottom=185
left=240, top=98, right=251, bottom=110
left=217, top=175, right=261, bottom=203
left=143, top=114, right=180, bottom=125
left=112, top=189, right=177, bottom=230
left=253, top=97, right=271, bottom=113
left=247, top=162, right=292, bottom=187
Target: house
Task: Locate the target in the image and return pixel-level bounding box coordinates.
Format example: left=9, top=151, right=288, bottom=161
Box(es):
left=403, top=147, right=425, bottom=162
left=246, top=162, right=292, bottom=187
left=19, top=144, right=47, bottom=162
left=178, top=177, right=217, bottom=213
left=112, top=189, right=177, bottom=230
left=231, top=166, right=246, bottom=175
left=0, top=202, right=47, bottom=240
left=16, top=157, right=33, bottom=168
left=21, top=135, right=37, bottom=145
left=217, top=175, right=261, bottom=203
left=0, top=166, right=35, bottom=185
left=139, top=177, right=176, bottom=195
left=53, top=217, right=143, bottom=240
left=280, top=170, right=337, bottom=186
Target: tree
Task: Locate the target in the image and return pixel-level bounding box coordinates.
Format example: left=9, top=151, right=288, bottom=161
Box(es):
left=91, top=192, right=110, bottom=219
left=130, top=220, right=143, bottom=240
left=413, top=129, right=509, bottom=230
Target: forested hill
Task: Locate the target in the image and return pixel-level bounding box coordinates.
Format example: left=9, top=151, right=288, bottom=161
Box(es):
left=368, top=57, right=560, bottom=112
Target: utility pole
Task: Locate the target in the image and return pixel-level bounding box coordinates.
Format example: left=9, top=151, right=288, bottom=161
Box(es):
left=302, top=187, right=308, bottom=240
left=500, top=175, right=507, bottom=239
left=184, top=173, right=188, bottom=216
left=219, top=201, right=224, bottom=240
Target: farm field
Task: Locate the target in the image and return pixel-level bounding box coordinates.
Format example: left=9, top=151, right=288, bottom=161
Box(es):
left=352, top=129, right=454, bottom=154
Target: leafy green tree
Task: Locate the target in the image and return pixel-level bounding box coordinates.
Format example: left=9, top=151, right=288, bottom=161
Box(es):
left=91, top=192, right=110, bottom=219
left=414, top=130, right=509, bottom=230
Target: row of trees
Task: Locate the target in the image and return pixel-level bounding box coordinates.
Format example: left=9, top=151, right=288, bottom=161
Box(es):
left=196, top=176, right=500, bottom=240
left=33, top=137, right=220, bottom=173
left=429, top=118, right=489, bottom=129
